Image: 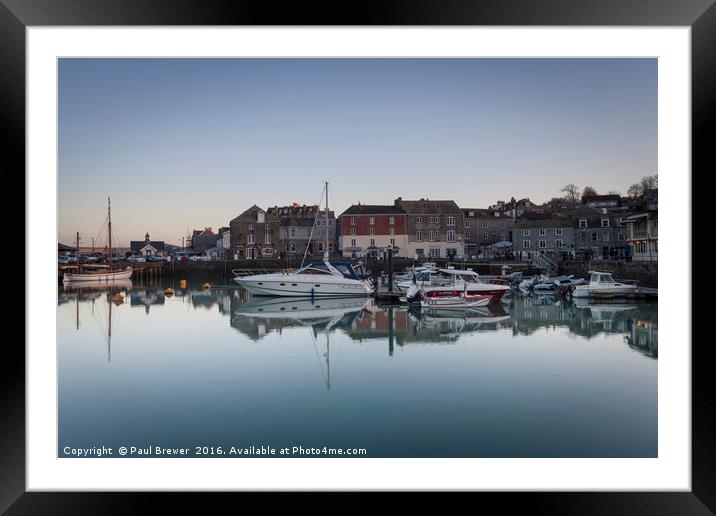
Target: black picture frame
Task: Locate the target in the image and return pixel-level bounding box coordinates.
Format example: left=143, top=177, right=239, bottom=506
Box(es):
left=5, top=0, right=710, bottom=512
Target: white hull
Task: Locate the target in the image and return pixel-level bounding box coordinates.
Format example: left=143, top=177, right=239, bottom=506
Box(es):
left=420, top=296, right=491, bottom=309
left=234, top=297, right=368, bottom=319
left=234, top=275, right=372, bottom=297
left=572, top=285, right=638, bottom=298
left=63, top=268, right=133, bottom=283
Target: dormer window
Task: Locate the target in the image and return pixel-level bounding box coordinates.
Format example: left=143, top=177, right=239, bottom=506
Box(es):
left=579, top=219, right=588, bottom=228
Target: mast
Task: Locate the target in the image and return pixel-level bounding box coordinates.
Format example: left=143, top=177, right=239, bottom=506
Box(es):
left=108, top=197, right=113, bottom=270
left=324, top=181, right=329, bottom=261
left=108, top=291, right=112, bottom=363
left=76, top=231, right=81, bottom=274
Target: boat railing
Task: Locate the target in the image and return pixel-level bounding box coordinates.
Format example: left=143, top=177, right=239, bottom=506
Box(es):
left=231, top=268, right=277, bottom=277
left=481, top=278, right=511, bottom=286
left=615, top=278, right=640, bottom=286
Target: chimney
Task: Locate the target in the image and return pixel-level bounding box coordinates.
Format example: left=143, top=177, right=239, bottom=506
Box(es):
left=394, top=197, right=402, bottom=207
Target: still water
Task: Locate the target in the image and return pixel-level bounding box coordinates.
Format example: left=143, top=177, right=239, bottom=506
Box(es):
left=58, top=279, right=657, bottom=458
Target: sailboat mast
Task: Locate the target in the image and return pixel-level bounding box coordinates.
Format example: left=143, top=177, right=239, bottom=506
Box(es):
left=108, top=197, right=113, bottom=269
left=108, top=291, right=112, bottom=362
left=76, top=231, right=81, bottom=274
left=324, top=181, right=329, bottom=260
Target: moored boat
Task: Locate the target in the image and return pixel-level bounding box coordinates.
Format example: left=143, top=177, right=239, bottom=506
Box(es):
left=572, top=271, right=639, bottom=298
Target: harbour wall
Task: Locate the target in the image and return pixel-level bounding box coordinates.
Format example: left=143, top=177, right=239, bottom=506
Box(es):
left=558, top=261, right=658, bottom=288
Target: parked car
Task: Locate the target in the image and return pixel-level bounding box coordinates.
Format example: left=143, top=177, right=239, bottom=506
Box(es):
left=127, top=254, right=146, bottom=263
left=189, top=255, right=211, bottom=261
left=145, top=254, right=165, bottom=262
left=58, top=255, right=73, bottom=264
left=173, top=252, right=188, bottom=262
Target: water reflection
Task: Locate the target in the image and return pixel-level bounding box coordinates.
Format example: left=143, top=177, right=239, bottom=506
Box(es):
left=59, top=283, right=658, bottom=360
left=57, top=281, right=658, bottom=458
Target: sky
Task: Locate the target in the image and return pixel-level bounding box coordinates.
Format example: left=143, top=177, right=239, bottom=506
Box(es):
left=58, top=58, right=656, bottom=246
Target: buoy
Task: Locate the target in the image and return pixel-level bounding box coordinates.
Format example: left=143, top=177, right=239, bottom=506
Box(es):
left=165, top=287, right=174, bottom=296
left=202, top=282, right=211, bottom=289
left=112, top=293, right=125, bottom=304
left=179, top=279, right=187, bottom=289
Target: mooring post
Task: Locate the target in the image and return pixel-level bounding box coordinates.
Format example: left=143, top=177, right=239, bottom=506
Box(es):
left=387, top=247, right=393, bottom=293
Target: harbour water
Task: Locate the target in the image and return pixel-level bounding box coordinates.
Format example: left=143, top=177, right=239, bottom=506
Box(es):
left=58, top=279, right=657, bottom=458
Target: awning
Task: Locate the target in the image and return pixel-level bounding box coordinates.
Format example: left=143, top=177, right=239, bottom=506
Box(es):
left=494, top=240, right=513, bottom=248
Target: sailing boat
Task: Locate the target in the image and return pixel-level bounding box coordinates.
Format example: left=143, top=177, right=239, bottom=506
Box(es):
left=62, top=197, right=133, bottom=283
left=232, top=182, right=373, bottom=297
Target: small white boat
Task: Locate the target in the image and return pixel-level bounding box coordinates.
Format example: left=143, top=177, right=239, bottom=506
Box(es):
left=572, top=271, right=639, bottom=298
left=405, top=268, right=511, bottom=304
left=419, top=290, right=491, bottom=309
left=63, top=197, right=133, bottom=284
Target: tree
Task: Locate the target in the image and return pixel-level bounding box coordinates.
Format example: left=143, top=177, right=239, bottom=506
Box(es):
left=627, top=183, right=643, bottom=199
left=581, top=186, right=597, bottom=203
left=640, top=174, right=658, bottom=194
left=561, top=184, right=580, bottom=205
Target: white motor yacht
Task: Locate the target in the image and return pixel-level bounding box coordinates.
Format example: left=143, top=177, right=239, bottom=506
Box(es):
left=572, top=271, right=639, bottom=298
left=405, top=268, right=511, bottom=304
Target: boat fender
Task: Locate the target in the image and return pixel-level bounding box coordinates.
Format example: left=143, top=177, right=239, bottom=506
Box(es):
left=113, top=293, right=124, bottom=302
left=165, top=288, right=174, bottom=296
left=179, top=279, right=187, bottom=289
left=202, top=282, right=211, bottom=289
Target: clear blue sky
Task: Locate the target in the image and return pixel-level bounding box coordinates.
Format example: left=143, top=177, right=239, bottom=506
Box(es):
left=58, top=58, right=656, bottom=246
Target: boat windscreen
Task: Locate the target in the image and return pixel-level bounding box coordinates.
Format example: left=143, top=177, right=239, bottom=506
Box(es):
left=330, top=262, right=359, bottom=280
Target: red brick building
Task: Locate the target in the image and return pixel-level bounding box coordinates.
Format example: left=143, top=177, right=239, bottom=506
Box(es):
left=338, top=204, right=408, bottom=258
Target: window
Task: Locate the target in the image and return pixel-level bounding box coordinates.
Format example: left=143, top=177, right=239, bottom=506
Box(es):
left=248, top=223, right=254, bottom=231
left=555, top=228, right=563, bottom=236
left=429, top=231, right=436, bottom=241
left=464, top=232, right=470, bottom=240
left=290, top=243, right=296, bottom=252
left=579, top=219, right=588, bottom=228
left=318, top=243, right=323, bottom=252
left=247, top=234, right=255, bottom=244
left=416, top=248, right=424, bottom=256
left=523, top=229, right=530, bottom=236
left=265, top=223, right=270, bottom=230
left=468, top=211, right=474, bottom=217
left=351, top=217, right=356, bottom=225
left=430, top=248, right=440, bottom=258
left=416, top=216, right=422, bottom=224
left=447, top=216, right=455, bottom=226
left=370, top=238, right=376, bottom=246
left=592, top=232, right=598, bottom=241
left=289, top=228, right=296, bottom=238
left=500, top=222, right=505, bottom=229
left=389, top=227, right=395, bottom=235
left=601, top=219, right=610, bottom=228
left=523, top=240, right=531, bottom=248
left=603, top=231, right=610, bottom=241
left=539, top=240, right=547, bottom=249
left=389, top=216, right=395, bottom=225
left=351, top=228, right=356, bottom=236
left=482, top=221, right=489, bottom=228
left=617, top=232, right=625, bottom=241
left=351, top=239, right=356, bottom=247
left=435, top=216, right=440, bottom=224
left=483, top=232, right=489, bottom=240
left=370, top=227, right=375, bottom=235
left=555, top=239, right=563, bottom=248
left=368, top=217, right=374, bottom=225
left=416, top=230, right=422, bottom=241
left=265, top=233, right=271, bottom=244
left=390, top=238, right=395, bottom=246
left=446, top=230, right=456, bottom=243
left=429, top=216, right=434, bottom=224
left=539, top=228, right=546, bottom=236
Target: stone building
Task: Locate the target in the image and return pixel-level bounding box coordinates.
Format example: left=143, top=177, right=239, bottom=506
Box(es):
left=267, top=203, right=337, bottom=258
left=462, top=208, right=516, bottom=258
left=229, top=205, right=281, bottom=259
left=393, top=197, right=464, bottom=259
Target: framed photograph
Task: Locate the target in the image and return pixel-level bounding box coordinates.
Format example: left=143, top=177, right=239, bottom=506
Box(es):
left=7, top=0, right=710, bottom=512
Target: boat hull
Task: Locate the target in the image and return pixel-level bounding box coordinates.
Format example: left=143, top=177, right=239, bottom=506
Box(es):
left=572, top=285, right=638, bottom=298
left=233, top=275, right=372, bottom=297
left=62, top=268, right=133, bottom=283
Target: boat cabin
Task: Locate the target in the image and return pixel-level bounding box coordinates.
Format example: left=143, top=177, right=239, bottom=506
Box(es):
left=588, top=271, right=616, bottom=285
left=301, top=260, right=368, bottom=280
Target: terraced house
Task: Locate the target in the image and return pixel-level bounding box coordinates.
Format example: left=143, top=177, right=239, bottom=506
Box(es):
left=229, top=205, right=281, bottom=259
left=393, top=197, right=464, bottom=259
left=572, top=206, right=630, bottom=260
left=513, top=215, right=575, bottom=260
left=462, top=208, right=516, bottom=257
left=338, top=204, right=407, bottom=259
left=266, top=203, right=336, bottom=258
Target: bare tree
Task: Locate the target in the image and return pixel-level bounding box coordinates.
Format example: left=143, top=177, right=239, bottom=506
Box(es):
left=627, top=183, right=643, bottom=199
left=561, top=184, right=580, bottom=205
left=581, top=186, right=597, bottom=202
left=640, top=174, right=658, bottom=194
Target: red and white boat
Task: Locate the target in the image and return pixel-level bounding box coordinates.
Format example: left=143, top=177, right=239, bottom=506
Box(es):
left=419, top=289, right=491, bottom=310
left=406, top=268, right=510, bottom=304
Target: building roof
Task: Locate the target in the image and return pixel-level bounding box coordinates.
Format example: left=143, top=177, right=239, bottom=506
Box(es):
left=582, top=194, right=621, bottom=204
left=230, top=205, right=278, bottom=223
left=282, top=218, right=315, bottom=227
left=340, top=204, right=405, bottom=216
left=394, top=198, right=461, bottom=215
left=193, top=228, right=216, bottom=239
left=130, top=240, right=166, bottom=252
left=267, top=204, right=326, bottom=218
left=58, top=243, right=75, bottom=252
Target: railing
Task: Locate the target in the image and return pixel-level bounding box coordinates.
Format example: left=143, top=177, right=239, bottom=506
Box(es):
left=231, top=268, right=276, bottom=276
left=531, top=251, right=558, bottom=276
